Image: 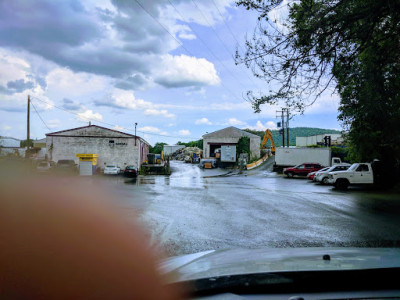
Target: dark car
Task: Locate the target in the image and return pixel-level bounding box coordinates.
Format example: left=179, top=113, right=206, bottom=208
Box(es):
left=55, top=159, right=78, bottom=174
left=284, top=163, right=323, bottom=178
left=123, top=165, right=138, bottom=177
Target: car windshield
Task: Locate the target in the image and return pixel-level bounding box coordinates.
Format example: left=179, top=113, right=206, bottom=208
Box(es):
left=1, top=1, right=399, bottom=298
left=348, top=164, right=359, bottom=171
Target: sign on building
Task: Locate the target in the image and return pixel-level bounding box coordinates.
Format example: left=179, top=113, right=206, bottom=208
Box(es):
left=221, top=145, right=236, bottom=162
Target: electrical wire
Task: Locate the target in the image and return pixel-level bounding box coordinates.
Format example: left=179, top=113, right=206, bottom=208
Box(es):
left=30, top=96, right=202, bottom=140
left=133, top=0, right=244, bottom=103
left=167, top=0, right=253, bottom=93
left=30, top=100, right=51, bottom=131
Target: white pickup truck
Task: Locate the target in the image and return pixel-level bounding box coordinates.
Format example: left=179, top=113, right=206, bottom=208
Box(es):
left=327, top=163, right=374, bottom=190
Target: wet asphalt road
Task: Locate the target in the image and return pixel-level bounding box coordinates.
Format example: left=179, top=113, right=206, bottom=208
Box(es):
left=103, top=161, right=400, bottom=256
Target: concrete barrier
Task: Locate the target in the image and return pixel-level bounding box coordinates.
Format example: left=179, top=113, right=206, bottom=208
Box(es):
left=246, top=153, right=270, bottom=170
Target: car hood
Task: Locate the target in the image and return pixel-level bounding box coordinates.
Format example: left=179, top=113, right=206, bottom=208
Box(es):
left=161, top=247, right=400, bottom=283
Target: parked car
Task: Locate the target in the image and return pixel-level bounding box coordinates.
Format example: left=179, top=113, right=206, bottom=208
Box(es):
left=104, top=164, right=120, bottom=175
left=55, top=159, right=78, bottom=174
left=314, top=163, right=351, bottom=184
left=36, top=161, right=54, bottom=174
left=307, top=167, right=329, bottom=180
left=284, top=163, right=324, bottom=178
left=123, top=165, right=138, bottom=177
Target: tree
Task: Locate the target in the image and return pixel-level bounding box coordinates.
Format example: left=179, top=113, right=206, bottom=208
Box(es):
left=149, top=142, right=167, bottom=154
left=237, top=137, right=250, bottom=156
left=236, top=0, right=400, bottom=163
left=20, top=139, right=33, bottom=148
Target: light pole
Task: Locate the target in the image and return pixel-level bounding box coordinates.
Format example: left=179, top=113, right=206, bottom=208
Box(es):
left=135, top=123, right=138, bottom=146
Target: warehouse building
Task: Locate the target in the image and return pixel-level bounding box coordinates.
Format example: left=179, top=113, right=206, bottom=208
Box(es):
left=163, top=144, right=185, bottom=156
left=203, top=126, right=261, bottom=160
left=46, top=125, right=150, bottom=170
left=296, top=133, right=343, bottom=147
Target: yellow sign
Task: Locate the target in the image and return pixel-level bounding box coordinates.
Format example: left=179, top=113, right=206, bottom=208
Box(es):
left=76, top=154, right=98, bottom=165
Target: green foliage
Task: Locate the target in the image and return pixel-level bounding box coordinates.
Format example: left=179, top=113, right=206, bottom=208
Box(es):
left=236, top=0, right=400, bottom=164
left=149, top=142, right=167, bottom=154
left=237, top=137, right=250, bottom=155
left=20, top=139, right=33, bottom=148
left=331, top=146, right=348, bottom=162
left=176, top=139, right=203, bottom=149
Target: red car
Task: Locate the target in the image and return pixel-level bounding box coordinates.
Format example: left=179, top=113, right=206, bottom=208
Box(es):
left=284, top=163, right=324, bottom=178
left=307, top=171, right=317, bottom=180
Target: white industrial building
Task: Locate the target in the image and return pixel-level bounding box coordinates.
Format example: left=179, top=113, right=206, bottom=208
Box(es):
left=296, top=133, right=343, bottom=147
left=46, top=125, right=150, bottom=170
left=163, top=145, right=185, bottom=156
left=203, top=127, right=261, bottom=160
left=0, top=137, right=25, bottom=156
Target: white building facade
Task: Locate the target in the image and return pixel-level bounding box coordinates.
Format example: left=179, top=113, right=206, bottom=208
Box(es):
left=203, top=127, right=261, bottom=160
left=46, top=125, right=150, bottom=170
left=296, top=134, right=343, bottom=147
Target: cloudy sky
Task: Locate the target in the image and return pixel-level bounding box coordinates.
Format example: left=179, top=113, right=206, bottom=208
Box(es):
left=0, top=0, right=340, bottom=145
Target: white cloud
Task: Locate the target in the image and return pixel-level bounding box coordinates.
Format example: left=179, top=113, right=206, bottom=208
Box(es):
left=179, top=129, right=191, bottom=136
left=245, top=120, right=277, bottom=131
left=96, top=89, right=176, bottom=119
left=46, top=67, right=109, bottom=97
left=47, top=119, right=61, bottom=129
left=227, top=118, right=245, bottom=126
left=144, top=109, right=175, bottom=119
left=195, top=117, right=212, bottom=125
left=139, top=126, right=168, bottom=136
left=77, top=110, right=103, bottom=122
left=139, top=126, right=162, bottom=133
left=113, top=125, right=125, bottom=131
left=155, top=54, right=220, bottom=88
left=109, top=89, right=153, bottom=110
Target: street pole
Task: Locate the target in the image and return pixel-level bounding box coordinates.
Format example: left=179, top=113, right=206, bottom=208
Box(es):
left=135, top=122, right=137, bottom=146
left=27, top=95, right=30, bottom=150
left=281, top=110, right=285, bottom=147
left=286, top=109, right=289, bottom=147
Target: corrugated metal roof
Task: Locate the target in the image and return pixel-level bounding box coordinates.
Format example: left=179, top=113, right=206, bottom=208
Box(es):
left=203, top=126, right=260, bottom=139
left=0, top=137, right=21, bottom=147
left=45, top=125, right=150, bottom=146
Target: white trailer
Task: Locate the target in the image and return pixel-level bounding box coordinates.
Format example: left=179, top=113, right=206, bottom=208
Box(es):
left=274, top=147, right=340, bottom=171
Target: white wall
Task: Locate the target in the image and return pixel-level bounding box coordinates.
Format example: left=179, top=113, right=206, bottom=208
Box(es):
left=47, top=136, right=141, bottom=170
left=203, top=136, right=260, bottom=160
left=296, top=134, right=342, bottom=146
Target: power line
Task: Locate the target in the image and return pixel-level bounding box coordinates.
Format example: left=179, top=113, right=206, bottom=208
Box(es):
left=30, top=100, right=51, bottom=131
left=30, top=96, right=202, bottom=140
left=208, top=0, right=262, bottom=91
left=166, top=0, right=251, bottom=93
left=133, top=0, right=244, bottom=103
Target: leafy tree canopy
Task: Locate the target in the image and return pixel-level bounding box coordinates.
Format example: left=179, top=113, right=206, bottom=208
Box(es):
left=150, top=142, right=167, bottom=154
left=236, top=0, right=400, bottom=163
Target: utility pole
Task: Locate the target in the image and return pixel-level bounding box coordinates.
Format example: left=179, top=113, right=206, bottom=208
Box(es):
left=27, top=95, right=30, bottom=150
left=277, top=108, right=290, bottom=147
left=277, top=110, right=285, bottom=147
left=286, top=109, right=290, bottom=147
left=281, top=110, right=285, bottom=147
left=135, top=122, right=138, bottom=146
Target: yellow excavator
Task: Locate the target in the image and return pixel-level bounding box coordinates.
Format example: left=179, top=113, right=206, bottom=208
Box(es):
left=261, top=129, right=275, bottom=154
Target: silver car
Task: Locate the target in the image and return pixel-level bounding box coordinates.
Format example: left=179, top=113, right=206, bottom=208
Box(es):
left=314, top=163, right=351, bottom=184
